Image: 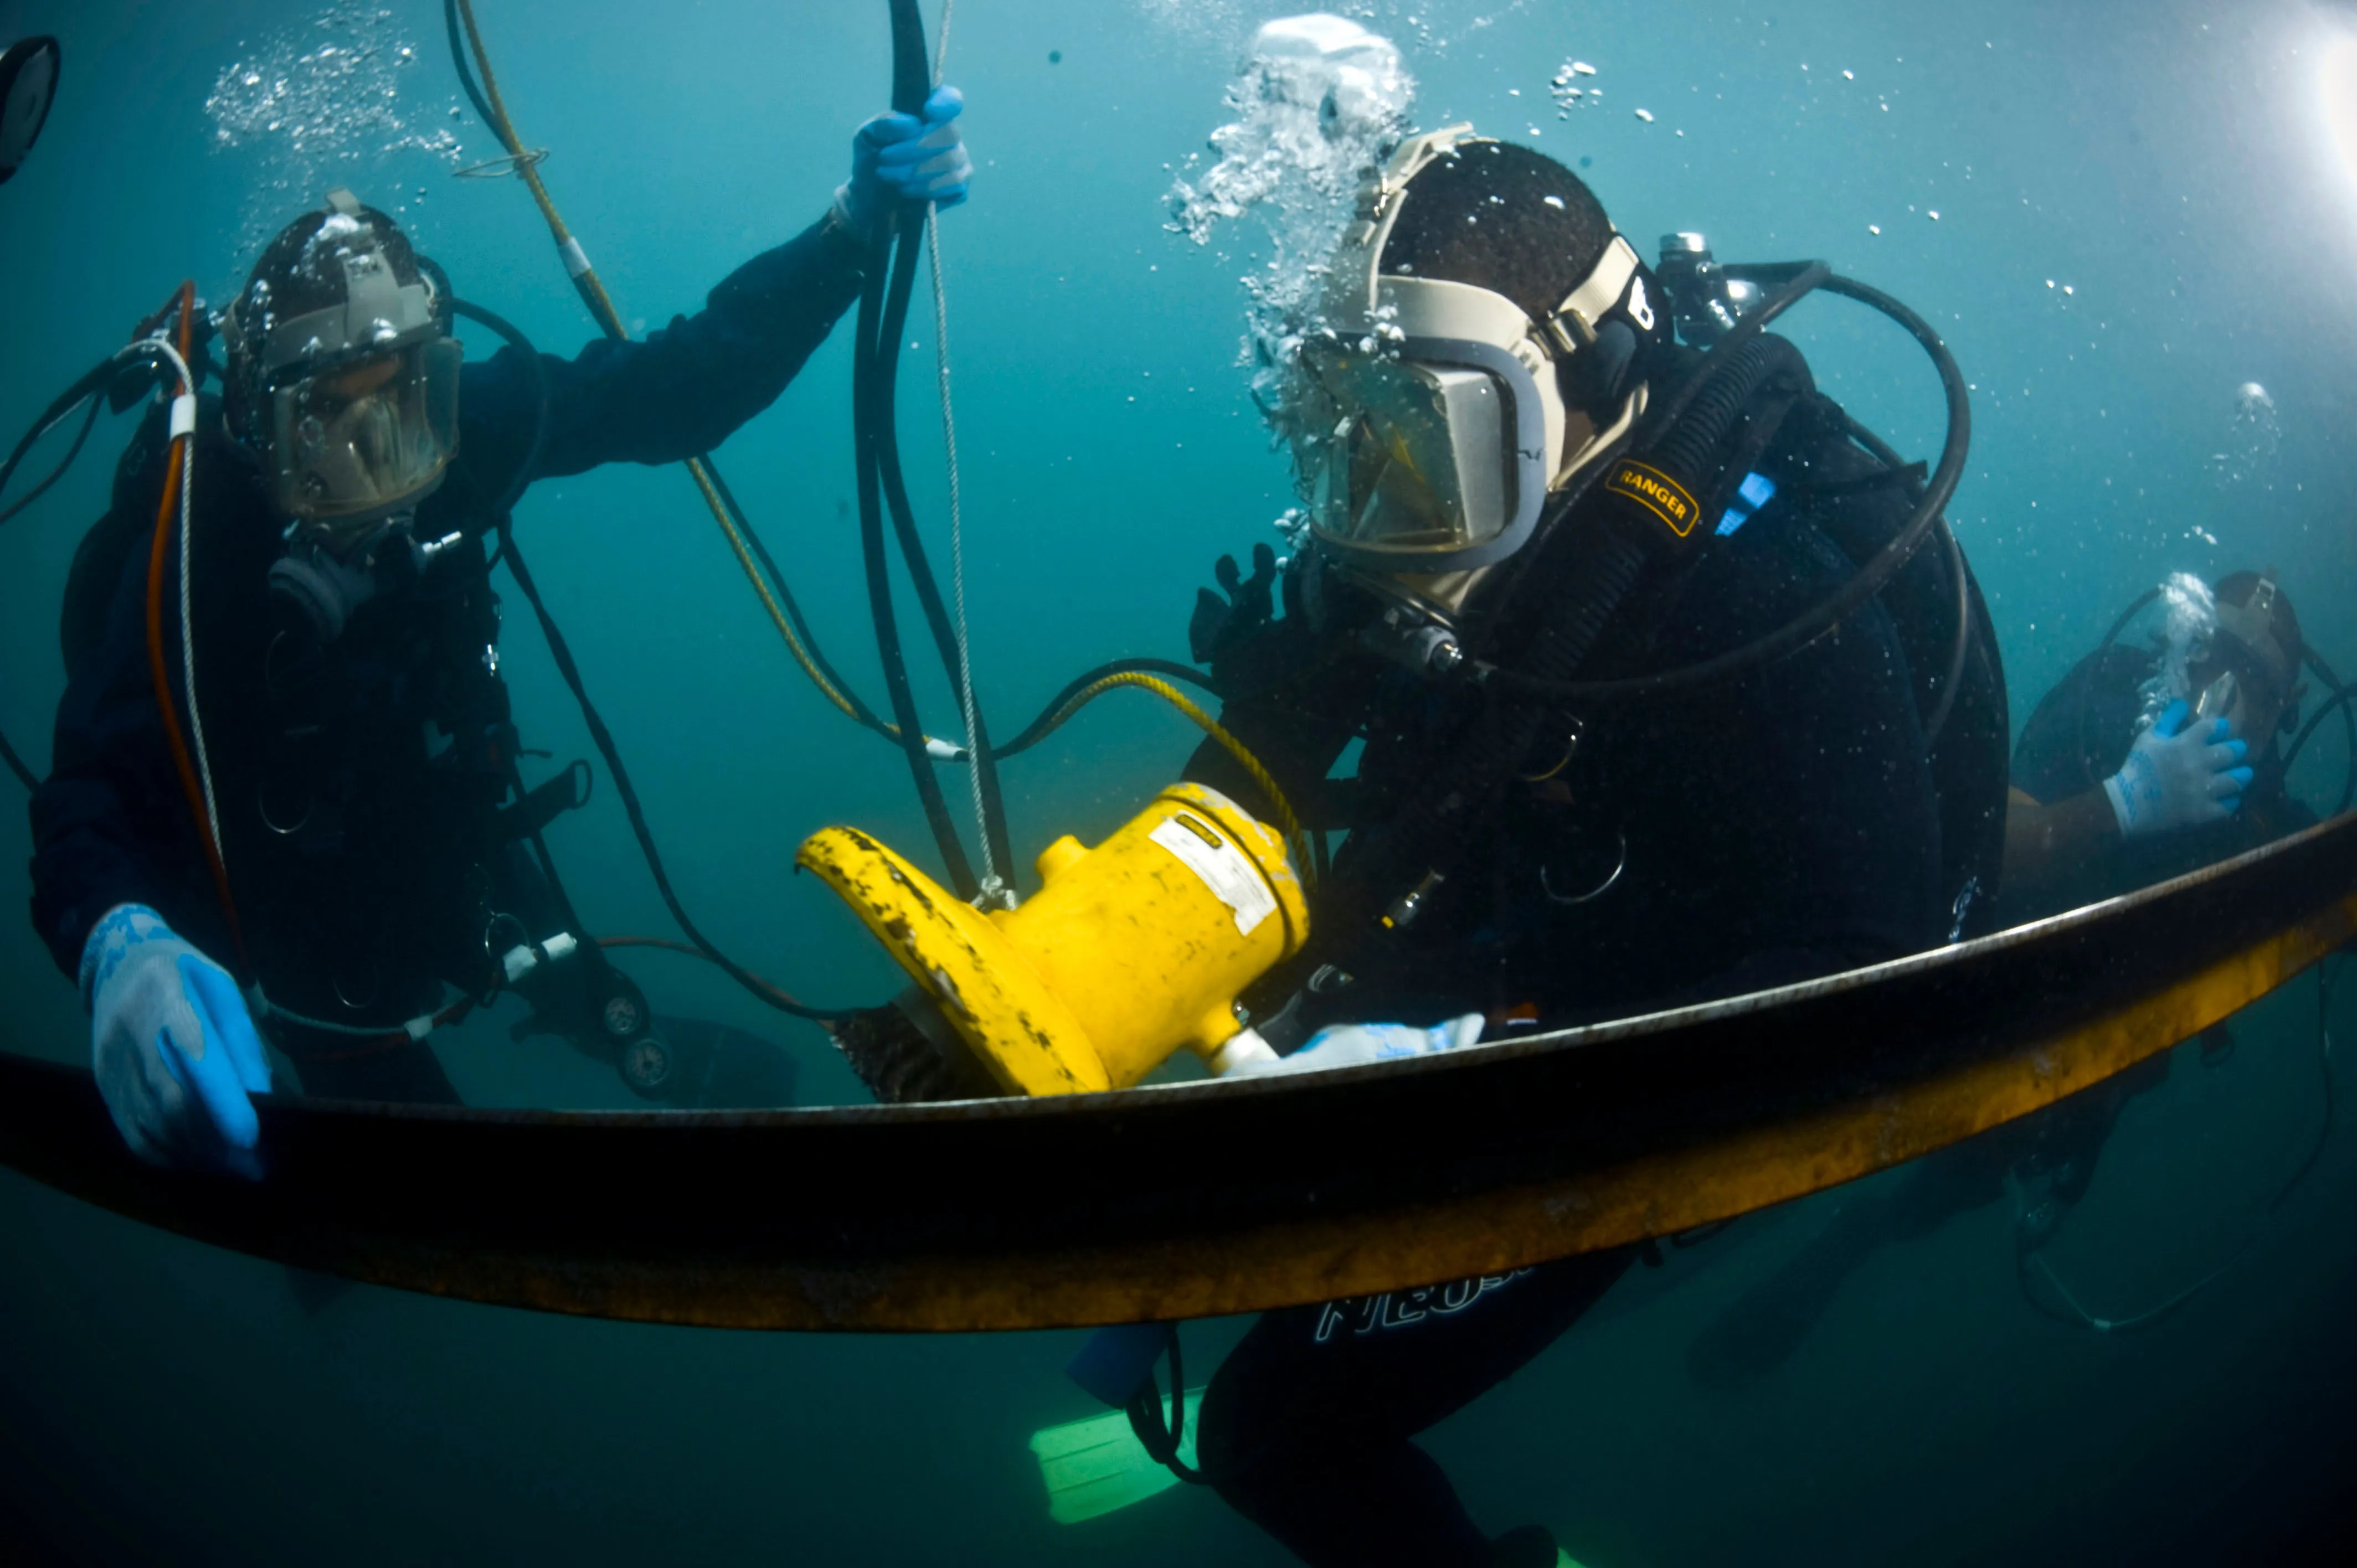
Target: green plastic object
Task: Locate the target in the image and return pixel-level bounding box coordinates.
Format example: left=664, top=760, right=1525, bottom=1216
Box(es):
left=1027, top=1389, right=1203, bottom=1525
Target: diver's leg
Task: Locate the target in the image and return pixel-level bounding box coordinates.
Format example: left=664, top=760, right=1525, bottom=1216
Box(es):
left=1198, top=1247, right=1635, bottom=1568
left=1686, top=1133, right=2011, bottom=1390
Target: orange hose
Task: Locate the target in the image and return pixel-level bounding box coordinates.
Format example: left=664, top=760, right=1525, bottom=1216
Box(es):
left=141, top=280, right=249, bottom=971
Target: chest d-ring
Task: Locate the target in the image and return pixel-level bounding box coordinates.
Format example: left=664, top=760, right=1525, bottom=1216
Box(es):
left=332, top=961, right=381, bottom=1012
left=256, top=780, right=315, bottom=837
left=1540, top=830, right=1627, bottom=906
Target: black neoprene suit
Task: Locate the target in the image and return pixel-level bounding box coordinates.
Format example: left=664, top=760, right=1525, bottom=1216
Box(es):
left=1178, top=366, right=2001, bottom=1566
left=28, top=215, right=867, bottom=1100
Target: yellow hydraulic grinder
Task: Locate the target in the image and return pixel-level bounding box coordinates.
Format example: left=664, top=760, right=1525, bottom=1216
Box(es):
left=797, top=783, right=1311, bottom=1095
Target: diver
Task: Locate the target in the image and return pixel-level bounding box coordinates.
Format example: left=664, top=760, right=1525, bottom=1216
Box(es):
left=1152, top=129, right=2008, bottom=1568
left=2000, top=570, right=2314, bottom=923
left=26, top=87, right=975, bottom=1174
left=1686, top=569, right=2319, bottom=1391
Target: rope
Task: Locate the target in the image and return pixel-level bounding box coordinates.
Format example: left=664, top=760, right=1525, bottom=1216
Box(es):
left=176, top=368, right=223, bottom=863
left=1033, top=671, right=1313, bottom=882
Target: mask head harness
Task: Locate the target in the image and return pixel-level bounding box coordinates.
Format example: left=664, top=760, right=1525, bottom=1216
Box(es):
left=1293, top=126, right=1673, bottom=579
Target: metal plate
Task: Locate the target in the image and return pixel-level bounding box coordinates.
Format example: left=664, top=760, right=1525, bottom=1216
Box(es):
left=2, top=812, right=2351, bottom=1332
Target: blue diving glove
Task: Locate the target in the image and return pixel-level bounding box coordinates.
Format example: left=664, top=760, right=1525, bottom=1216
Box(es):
left=1227, top=1014, right=1485, bottom=1077
left=81, top=904, right=272, bottom=1179
left=837, top=84, right=972, bottom=236
left=2103, top=698, right=2254, bottom=838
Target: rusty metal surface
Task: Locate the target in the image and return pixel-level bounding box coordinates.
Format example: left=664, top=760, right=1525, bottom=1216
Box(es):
left=2, top=812, right=2353, bottom=1333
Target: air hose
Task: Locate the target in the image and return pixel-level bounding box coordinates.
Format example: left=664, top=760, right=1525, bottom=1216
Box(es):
left=0, top=328, right=179, bottom=790
left=1474, top=264, right=1974, bottom=705
left=454, top=294, right=850, bottom=1022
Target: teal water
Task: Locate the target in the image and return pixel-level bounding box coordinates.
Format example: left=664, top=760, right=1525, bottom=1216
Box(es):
left=4, top=0, right=2356, bottom=1561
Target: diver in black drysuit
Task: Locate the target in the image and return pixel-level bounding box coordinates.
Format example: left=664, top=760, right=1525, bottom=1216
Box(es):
left=1164, top=133, right=2008, bottom=1568
left=29, top=94, right=971, bottom=1151
left=1686, top=571, right=2315, bottom=1392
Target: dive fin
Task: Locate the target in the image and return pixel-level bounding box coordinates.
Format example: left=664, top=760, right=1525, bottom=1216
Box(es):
left=1028, top=1388, right=1202, bottom=1524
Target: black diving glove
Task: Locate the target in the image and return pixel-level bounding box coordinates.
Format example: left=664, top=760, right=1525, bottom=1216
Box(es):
left=1190, top=543, right=1312, bottom=700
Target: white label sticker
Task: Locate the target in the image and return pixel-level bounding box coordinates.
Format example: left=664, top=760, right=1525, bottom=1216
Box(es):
left=1150, top=815, right=1278, bottom=937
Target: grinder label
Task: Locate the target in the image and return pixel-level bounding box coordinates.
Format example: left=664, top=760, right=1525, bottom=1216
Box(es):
left=1150, top=815, right=1278, bottom=937
left=1606, top=460, right=1700, bottom=537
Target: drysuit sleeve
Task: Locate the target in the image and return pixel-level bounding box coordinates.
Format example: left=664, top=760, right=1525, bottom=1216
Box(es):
left=454, top=213, right=869, bottom=491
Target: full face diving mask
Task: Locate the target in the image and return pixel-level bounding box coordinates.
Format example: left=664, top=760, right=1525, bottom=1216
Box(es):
left=1291, top=126, right=1668, bottom=575
left=232, top=189, right=460, bottom=545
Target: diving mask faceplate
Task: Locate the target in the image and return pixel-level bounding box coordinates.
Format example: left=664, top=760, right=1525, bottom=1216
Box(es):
left=1292, top=125, right=1666, bottom=575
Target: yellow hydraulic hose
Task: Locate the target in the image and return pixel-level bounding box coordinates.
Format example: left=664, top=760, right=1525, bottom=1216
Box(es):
left=450, top=0, right=879, bottom=731
left=1028, top=672, right=1314, bottom=885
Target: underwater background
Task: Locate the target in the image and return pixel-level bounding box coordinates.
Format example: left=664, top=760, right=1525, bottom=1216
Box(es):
left=4, top=0, right=2357, bottom=1560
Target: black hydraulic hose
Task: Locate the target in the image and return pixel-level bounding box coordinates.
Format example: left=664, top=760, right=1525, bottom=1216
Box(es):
left=2, top=350, right=172, bottom=791
left=856, top=229, right=980, bottom=897
left=869, top=211, right=1016, bottom=880
left=497, top=520, right=853, bottom=1022
left=457, top=298, right=846, bottom=1019
left=835, top=0, right=997, bottom=897
left=887, top=0, right=929, bottom=114
left=443, top=0, right=500, bottom=137
left=448, top=298, right=547, bottom=515
left=1479, top=268, right=1973, bottom=706
left=0, top=392, right=103, bottom=527
left=0, top=352, right=119, bottom=517
left=0, top=725, right=34, bottom=791
left=873, top=0, right=1015, bottom=880
left=2281, top=648, right=2356, bottom=815
left=450, top=297, right=590, bottom=936
left=996, top=659, right=1219, bottom=759
left=1, top=365, right=119, bottom=791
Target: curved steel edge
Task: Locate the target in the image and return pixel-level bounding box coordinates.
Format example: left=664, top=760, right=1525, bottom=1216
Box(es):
left=2, top=812, right=2353, bottom=1333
